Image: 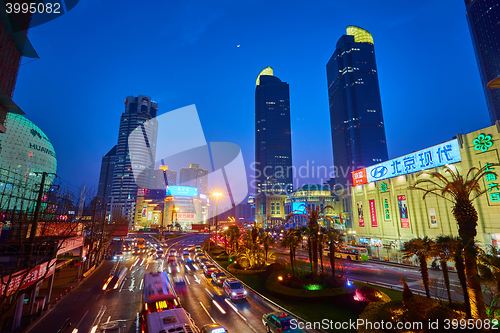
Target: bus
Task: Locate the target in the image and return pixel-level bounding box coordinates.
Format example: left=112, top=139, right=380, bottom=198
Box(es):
left=146, top=308, right=199, bottom=333
left=334, top=246, right=369, bottom=261
left=143, top=272, right=179, bottom=317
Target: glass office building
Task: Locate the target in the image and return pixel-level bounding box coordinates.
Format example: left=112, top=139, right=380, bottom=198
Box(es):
left=326, top=26, right=389, bottom=189
left=465, top=0, right=500, bottom=124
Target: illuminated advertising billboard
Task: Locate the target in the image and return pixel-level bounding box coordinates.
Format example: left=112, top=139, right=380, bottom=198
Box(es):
left=352, top=139, right=461, bottom=185
left=292, top=202, right=307, bottom=214
left=168, top=186, right=198, bottom=197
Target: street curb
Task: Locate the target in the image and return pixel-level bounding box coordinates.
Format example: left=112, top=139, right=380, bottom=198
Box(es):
left=204, top=250, right=326, bottom=333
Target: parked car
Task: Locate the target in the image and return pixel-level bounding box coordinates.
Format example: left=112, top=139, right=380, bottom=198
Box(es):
left=223, top=278, right=247, bottom=300
left=262, top=312, right=306, bottom=333
left=211, top=271, right=227, bottom=286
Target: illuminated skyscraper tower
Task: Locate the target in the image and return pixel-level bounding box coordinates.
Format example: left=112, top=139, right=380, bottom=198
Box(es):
left=465, top=0, right=500, bottom=124
left=255, top=67, right=293, bottom=225
left=326, top=26, right=388, bottom=189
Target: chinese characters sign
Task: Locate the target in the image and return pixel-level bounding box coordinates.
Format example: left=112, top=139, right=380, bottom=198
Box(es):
left=369, top=200, right=378, bottom=227
left=1, top=259, right=56, bottom=297
left=383, top=198, right=390, bottom=221
left=398, top=195, right=410, bottom=228
left=352, top=139, right=461, bottom=185
left=356, top=201, right=364, bottom=227
left=484, top=163, right=500, bottom=204
left=177, top=213, right=195, bottom=219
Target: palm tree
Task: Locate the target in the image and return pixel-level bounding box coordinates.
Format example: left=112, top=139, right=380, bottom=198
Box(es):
left=327, top=228, right=344, bottom=277
left=281, top=228, right=301, bottom=276
left=433, top=235, right=453, bottom=306
left=260, top=231, right=275, bottom=265
left=317, top=227, right=328, bottom=274
left=410, top=165, right=497, bottom=319
left=226, top=225, right=240, bottom=251
left=402, top=237, right=435, bottom=298
left=286, top=205, right=335, bottom=277
left=450, top=236, right=471, bottom=318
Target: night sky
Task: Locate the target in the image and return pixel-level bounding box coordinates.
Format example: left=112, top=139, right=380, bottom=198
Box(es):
left=13, top=0, right=490, bottom=194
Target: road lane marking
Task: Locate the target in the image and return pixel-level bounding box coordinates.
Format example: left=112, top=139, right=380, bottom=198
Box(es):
left=139, top=278, right=144, bottom=290
left=224, top=298, right=238, bottom=312
left=75, top=310, right=88, bottom=329
left=106, top=316, right=111, bottom=323
left=199, top=302, right=216, bottom=323
left=205, top=288, right=213, bottom=298
left=185, top=276, right=190, bottom=285
left=212, top=300, right=226, bottom=314
left=194, top=275, right=200, bottom=284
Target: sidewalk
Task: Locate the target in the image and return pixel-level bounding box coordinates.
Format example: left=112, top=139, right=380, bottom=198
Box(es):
left=38, top=264, right=81, bottom=306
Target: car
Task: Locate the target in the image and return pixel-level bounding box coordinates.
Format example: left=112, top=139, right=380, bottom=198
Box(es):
left=167, top=255, right=177, bottom=263
left=195, top=254, right=207, bottom=262
left=200, top=323, right=228, bottom=333
left=167, top=262, right=180, bottom=274
left=262, top=312, right=306, bottom=332
left=211, top=271, right=227, bottom=286
left=182, top=251, right=190, bottom=259
left=199, top=257, right=209, bottom=265
left=132, top=247, right=140, bottom=255
left=184, top=258, right=197, bottom=272
left=115, top=251, right=124, bottom=260
left=223, top=278, right=247, bottom=300
left=203, top=264, right=217, bottom=277
left=169, top=249, right=177, bottom=256
left=173, top=277, right=187, bottom=295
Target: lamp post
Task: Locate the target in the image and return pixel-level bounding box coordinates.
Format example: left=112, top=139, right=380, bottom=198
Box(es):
left=213, top=192, right=221, bottom=247
left=170, top=205, right=178, bottom=231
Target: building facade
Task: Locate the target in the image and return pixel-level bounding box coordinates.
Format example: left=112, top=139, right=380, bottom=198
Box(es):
left=326, top=26, right=388, bottom=189
left=97, top=145, right=116, bottom=203
left=153, top=168, right=177, bottom=189
left=284, top=184, right=340, bottom=229
left=255, top=67, right=293, bottom=225
left=0, top=6, right=38, bottom=136
left=465, top=0, right=500, bottom=124
left=108, top=95, right=158, bottom=223
left=350, top=122, right=500, bottom=259
left=179, top=164, right=207, bottom=194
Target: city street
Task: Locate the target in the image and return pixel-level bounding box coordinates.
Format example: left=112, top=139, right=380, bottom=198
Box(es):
left=26, top=234, right=292, bottom=333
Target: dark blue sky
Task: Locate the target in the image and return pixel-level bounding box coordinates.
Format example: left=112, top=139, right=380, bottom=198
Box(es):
left=14, top=0, right=489, bottom=192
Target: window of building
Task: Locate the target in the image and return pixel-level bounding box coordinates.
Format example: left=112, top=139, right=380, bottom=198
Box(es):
left=271, top=202, right=275, bottom=214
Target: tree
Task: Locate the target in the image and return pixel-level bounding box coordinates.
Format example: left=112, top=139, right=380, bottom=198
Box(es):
left=281, top=228, right=301, bottom=276
left=410, top=165, right=495, bottom=319
left=327, top=228, right=344, bottom=277
left=286, top=206, right=335, bottom=278
left=478, top=245, right=500, bottom=318
left=259, top=231, right=275, bottom=265
left=450, top=236, right=471, bottom=318
left=402, top=237, right=435, bottom=298
left=433, top=235, right=453, bottom=306
left=317, top=227, right=328, bottom=274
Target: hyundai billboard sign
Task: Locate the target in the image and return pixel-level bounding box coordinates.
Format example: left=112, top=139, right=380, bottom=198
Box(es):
left=352, top=139, right=461, bottom=185
left=292, top=202, right=307, bottom=214
left=168, top=186, right=198, bottom=197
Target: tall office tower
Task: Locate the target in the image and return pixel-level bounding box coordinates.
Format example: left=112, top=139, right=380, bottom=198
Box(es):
left=97, top=145, right=117, bottom=202
left=179, top=164, right=208, bottom=194
left=0, top=5, right=38, bottom=139
left=152, top=168, right=177, bottom=189
left=326, top=26, right=388, bottom=189
left=255, top=67, right=293, bottom=221
left=109, top=95, right=158, bottom=221
left=465, top=0, right=500, bottom=124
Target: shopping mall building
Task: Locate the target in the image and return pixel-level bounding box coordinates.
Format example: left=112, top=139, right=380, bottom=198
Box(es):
left=350, top=122, right=500, bottom=258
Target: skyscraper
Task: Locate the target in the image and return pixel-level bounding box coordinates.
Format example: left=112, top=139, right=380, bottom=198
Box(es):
left=255, top=67, right=293, bottom=223
left=109, top=95, right=158, bottom=222
left=465, top=0, right=500, bottom=124
left=326, top=26, right=388, bottom=189
left=179, top=164, right=208, bottom=194
left=97, top=145, right=117, bottom=202
left=153, top=168, right=177, bottom=189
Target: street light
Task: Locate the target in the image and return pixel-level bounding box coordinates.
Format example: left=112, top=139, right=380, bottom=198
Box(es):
left=213, top=192, right=222, bottom=247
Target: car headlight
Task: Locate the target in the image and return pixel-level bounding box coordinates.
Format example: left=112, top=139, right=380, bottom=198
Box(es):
left=232, top=292, right=236, bottom=296
left=244, top=290, right=247, bottom=295
left=113, top=256, right=117, bottom=260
